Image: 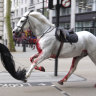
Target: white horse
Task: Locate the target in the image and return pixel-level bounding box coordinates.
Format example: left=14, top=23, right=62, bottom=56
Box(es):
left=13, top=11, right=96, bottom=85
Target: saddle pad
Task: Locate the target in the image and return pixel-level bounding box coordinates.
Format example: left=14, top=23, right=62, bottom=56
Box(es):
left=67, top=33, right=78, bottom=43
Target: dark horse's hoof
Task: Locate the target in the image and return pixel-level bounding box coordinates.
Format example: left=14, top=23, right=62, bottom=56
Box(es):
left=58, top=80, right=63, bottom=85
left=40, top=66, right=45, bottom=72
left=35, top=66, right=45, bottom=72
left=94, top=84, right=96, bottom=88
left=23, top=79, right=27, bottom=83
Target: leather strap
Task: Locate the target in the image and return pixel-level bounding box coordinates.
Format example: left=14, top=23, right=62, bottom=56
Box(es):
left=56, top=42, right=63, bottom=58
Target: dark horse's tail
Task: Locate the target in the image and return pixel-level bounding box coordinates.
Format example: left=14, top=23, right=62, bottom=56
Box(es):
left=0, top=43, right=26, bottom=81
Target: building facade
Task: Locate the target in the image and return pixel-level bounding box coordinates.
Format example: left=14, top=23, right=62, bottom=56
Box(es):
left=10, top=0, right=96, bottom=36
left=11, top=0, right=54, bottom=28
left=53, top=0, right=96, bottom=35
left=0, top=0, right=4, bottom=43
left=11, top=0, right=29, bottom=29
left=4, top=0, right=30, bottom=44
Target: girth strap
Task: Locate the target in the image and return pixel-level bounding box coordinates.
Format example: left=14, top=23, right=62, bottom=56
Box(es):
left=56, top=42, right=63, bottom=58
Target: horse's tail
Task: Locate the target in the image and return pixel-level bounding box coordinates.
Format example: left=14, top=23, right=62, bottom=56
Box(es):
left=0, top=43, right=26, bottom=81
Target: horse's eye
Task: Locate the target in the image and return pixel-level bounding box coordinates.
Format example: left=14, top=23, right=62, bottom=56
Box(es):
left=21, top=20, right=24, bottom=23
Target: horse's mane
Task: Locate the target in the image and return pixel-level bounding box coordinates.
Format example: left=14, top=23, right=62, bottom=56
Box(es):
left=29, top=11, right=55, bottom=27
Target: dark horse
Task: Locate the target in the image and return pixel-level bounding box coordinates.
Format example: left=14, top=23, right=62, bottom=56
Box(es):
left=0, top=43, right=26, bottom=81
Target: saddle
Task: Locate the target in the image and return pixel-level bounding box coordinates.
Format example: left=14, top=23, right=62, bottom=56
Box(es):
left=55, top=27, right=78, bottom=44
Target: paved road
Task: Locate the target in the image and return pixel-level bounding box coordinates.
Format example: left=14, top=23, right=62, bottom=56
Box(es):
left=0, top=72, right=85, bottom=87
left=0, top=45, right=96, bottom=96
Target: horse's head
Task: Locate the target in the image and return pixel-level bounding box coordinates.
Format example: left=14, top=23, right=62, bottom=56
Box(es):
left=13, top=17, right=27, bottom=37
left=13, top=11, right=35, bottom=37
left=13, top=11, right=55, bottom=37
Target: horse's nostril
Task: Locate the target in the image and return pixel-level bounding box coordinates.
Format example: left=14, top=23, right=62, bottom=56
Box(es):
left=13, top=30, right=17, bottom=33
left=13, top=31, right=15, bottom=33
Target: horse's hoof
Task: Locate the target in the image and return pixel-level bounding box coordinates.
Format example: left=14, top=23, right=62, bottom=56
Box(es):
left=40, top=66, right=45, bottom=72
left=23, top=79, right=27, bottom=83
left=58, top=80, right=63, bottom=85
left=94, top=84, right=96, bottom=88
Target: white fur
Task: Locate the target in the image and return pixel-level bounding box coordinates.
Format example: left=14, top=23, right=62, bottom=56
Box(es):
left=29, top=11, right=55, bottom=27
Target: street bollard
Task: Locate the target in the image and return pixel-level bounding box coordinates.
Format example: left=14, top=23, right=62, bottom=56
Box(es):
left=23, top=40, right=26, bottom=52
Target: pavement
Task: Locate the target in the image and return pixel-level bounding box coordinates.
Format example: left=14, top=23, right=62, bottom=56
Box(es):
left=0, top=44, right=96, bottom=96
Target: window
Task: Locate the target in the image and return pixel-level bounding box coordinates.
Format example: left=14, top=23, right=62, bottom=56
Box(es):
left=30, top=0, right=34, bottom=4
left=14, top=0, right=15, bottom=2
left=37, top=0, right=39, bottom=3
left=21, top=8, right=23, bottom=15
left=60, top=7, right=71, bottom=16
left=25, top=7, right=27, bottom=12
left=76, top=0, right=93, bottom=13
left=21, top=0, right=23, bottom=4
left=17, top=0, right=18, bottom=6
left=16, top=9, right=18, bottom=16
left=14, top=0, right=15, bottom=6
left=12, top=22, right=15, bottom=29
left=25, top=0, right=27, bottom=3
left=75, top=21, right=96, bottom=34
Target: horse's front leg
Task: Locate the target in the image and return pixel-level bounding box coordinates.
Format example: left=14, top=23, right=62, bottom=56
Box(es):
left=26, top=51, right=49, bottom=79
left=30, top=53, right=45, bottom=72
left=30, top=53, right=39, bottom=62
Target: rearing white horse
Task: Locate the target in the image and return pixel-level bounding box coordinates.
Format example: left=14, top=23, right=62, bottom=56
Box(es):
left=13, top=11, right=96, bottom=85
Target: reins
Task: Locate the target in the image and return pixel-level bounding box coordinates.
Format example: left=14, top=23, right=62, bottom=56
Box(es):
left=39, top=26, right=55, bottom=39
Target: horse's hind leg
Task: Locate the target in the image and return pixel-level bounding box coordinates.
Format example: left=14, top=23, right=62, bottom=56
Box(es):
left=58, top=50, right=88, bottom=85
left=58, top=57, right=81, bottom=85
left=88, top=51, right=96, bottom=87
left=88, top=51, right=96, bottom=65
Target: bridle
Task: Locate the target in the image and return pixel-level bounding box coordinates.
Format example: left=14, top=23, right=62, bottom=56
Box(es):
left=16, top=16, right=29, bottom=34
left=15, top=11, right=33, bottom=36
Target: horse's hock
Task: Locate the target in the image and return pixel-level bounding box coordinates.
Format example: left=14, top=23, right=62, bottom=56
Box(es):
left=0, top=0, right=4, bottom=43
